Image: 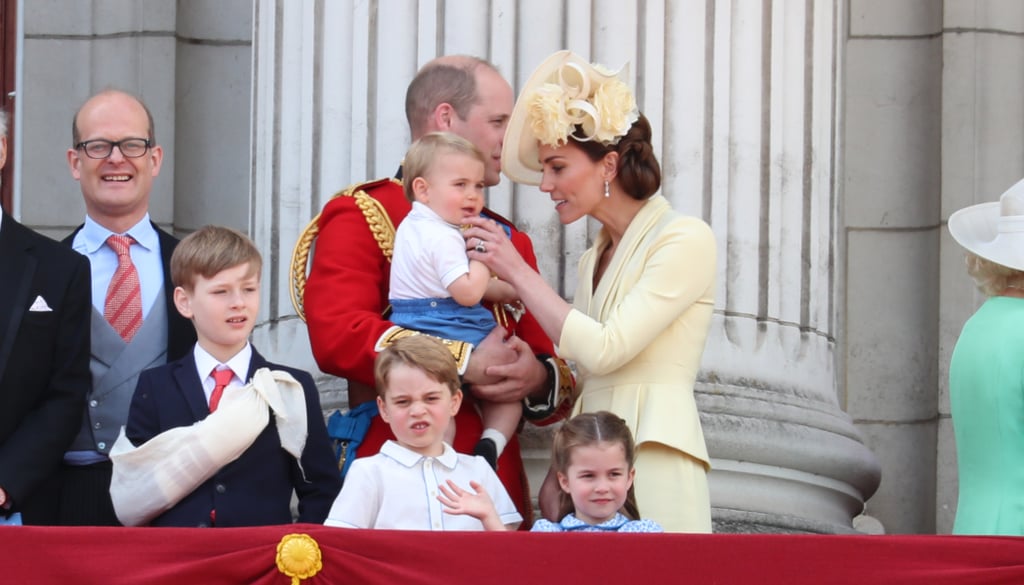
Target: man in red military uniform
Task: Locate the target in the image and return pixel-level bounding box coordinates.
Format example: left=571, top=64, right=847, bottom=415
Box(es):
left=303, top=55, right=576, bottom=526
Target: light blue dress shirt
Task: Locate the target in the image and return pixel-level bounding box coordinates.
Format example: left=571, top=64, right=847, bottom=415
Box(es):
left=72, top=214, right=164, bottom=317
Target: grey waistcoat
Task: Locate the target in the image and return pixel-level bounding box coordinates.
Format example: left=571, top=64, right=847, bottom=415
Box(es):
left=68, top=292, right=171, bottom=453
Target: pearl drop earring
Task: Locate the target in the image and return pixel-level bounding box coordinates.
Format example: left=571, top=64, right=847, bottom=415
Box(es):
left=604, top=180, right=610, bottom=198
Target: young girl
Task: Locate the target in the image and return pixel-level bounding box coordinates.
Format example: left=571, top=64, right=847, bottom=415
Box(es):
left=531, top=411, right=663, bottom=532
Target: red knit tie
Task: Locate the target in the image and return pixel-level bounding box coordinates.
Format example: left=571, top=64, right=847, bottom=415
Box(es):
left=208, top=367, right=231, bottom=527
left=103, top=235, right=143, bottom=342
left=209, top=368, right=234, bottom=413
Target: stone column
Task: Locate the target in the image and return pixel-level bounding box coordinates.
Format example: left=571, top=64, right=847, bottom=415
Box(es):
left=690, top=0, right=880, bottom=533
left=172, top=1, right=253, bottom=235
left=510, top=0, right=881, bottom=534
left=250, top=0, right=336, bottom=402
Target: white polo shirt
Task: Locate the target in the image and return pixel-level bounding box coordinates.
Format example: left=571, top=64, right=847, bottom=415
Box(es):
left=324, top=440, right=522, bottom=530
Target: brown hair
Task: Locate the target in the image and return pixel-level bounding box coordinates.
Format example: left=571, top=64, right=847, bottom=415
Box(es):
left=551, top=410, right=641, bottom=521
left=170, top=225, right=262, bottom=291
left=572, top=113, right=661, bottom=201
left=72, top=89, right=156, bottom=145
left=374, top=335, right=461, bottom=398
left=402, top=132, right=487, bottom=202
left=405, top=56, right=495, bottom=138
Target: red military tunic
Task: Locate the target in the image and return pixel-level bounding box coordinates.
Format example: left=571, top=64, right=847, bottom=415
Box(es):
left=304, top=177, right=575, bottom=527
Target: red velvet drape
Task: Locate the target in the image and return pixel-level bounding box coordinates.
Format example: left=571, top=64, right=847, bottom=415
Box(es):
left=2, top=524, right=1022, bottom=584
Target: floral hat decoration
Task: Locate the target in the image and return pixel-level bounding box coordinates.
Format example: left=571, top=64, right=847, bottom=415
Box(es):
left=502, top=50, right=639, bottom=185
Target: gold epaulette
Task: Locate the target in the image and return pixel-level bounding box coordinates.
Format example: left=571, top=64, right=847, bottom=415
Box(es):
left=342, top=179, right=400, bottom=262
left=289, top=177, right=403, bottom=321
left=374, top=326, right=472, bottom=375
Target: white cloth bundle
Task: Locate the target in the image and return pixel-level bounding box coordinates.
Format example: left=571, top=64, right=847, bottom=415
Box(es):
left=109, top=368, right=308, bottom=526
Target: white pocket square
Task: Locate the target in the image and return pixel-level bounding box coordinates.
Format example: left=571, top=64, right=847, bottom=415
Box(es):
left=28, top=295, right=53, bottom=312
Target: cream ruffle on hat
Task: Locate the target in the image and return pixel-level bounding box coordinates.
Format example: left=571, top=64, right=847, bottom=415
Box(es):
left=501, top=50, right=638, bottom=185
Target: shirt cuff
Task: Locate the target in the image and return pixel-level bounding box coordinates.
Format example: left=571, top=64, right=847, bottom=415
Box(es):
left=523, top=355, right=576, bottom=425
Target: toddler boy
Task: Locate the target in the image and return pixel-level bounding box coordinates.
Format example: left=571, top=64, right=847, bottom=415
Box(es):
left=390, top=132, right=522, bottom=468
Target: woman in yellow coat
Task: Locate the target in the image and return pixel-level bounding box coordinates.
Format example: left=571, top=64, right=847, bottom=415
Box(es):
left=464, top=51, right=716, bottom=532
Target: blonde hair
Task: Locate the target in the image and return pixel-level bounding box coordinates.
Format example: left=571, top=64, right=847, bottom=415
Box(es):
left=374, top=335, right=461, bottom=397
left=170, top=225, right=262, bottom=291
left=402, top=132, right=486, bottom=202
left=551, top=411, right=641, bottom=521
left=964, top=252, right=1024, bottom=296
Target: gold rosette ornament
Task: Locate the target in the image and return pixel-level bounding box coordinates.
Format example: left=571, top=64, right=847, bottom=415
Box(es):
left=276, top=533, right=323, bottom=584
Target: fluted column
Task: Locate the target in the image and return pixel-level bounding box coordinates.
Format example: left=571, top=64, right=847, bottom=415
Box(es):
left=250, top=1, right=339, bottom=403
left=509, top=0, right=879, bottom=533
left=694, top=0, right=882, bottom=533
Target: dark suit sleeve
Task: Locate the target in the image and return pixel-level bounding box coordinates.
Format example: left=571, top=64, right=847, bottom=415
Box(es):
left=155, top=226, right=196, bottom=362
left=0, top=253, right=91, bottom=506
left=125, top=370, right=161, bottom=448
left=291, top=370, right=342, bottom=523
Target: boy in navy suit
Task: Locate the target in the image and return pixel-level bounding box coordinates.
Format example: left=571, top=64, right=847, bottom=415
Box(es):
left=110, top=226, right=340, bottom=527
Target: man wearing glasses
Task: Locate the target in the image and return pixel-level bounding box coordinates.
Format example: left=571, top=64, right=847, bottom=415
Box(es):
left=36, top=90, right=196, bottom=525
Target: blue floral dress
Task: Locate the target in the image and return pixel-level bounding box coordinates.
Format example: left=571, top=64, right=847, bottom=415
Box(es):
left=531, top=513, right=662, bottom=533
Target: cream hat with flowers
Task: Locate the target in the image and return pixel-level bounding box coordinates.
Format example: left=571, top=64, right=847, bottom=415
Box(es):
left=502, top=50, right=639, bottom=185
left=949, top=177, right=1024, bottom=271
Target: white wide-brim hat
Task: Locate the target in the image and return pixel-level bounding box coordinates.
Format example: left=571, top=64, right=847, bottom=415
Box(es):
left=948, top=177, right=1024, bottom=271
left=501, top=50, right=633, bottom=186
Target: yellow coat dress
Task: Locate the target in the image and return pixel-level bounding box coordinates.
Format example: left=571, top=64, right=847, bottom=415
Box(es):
left=559, top=195, right=716, bottom=532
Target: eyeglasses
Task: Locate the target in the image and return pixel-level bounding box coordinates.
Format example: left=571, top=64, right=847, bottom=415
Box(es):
left=75, top=138, right=152, bottom=159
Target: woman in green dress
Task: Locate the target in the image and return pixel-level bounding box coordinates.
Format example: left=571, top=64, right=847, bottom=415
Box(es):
left=948, top=177, right=1024, bottom=535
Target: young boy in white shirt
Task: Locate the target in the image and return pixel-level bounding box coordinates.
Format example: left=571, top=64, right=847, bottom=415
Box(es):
left=324, top=334, right=521, bottom=530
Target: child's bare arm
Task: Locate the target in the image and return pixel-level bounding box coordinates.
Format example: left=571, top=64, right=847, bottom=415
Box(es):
left=448, top=260, right=492, bottom=306
left=483, top=277, right=518, bottom=304
left=437, top=479, right=508, bottom=531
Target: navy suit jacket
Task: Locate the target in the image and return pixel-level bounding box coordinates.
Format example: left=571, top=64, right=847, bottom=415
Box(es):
left=64, top=222, right=196, bottom=361
left=0, top=214, right=91, bottom=513
left=125, top=347, right=341, bottom=527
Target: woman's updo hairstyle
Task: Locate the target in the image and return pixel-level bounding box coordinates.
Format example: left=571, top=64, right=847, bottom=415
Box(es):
left=573, top=113, right=661, bottom=201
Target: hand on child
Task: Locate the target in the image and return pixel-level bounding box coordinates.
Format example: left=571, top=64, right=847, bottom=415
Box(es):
left=437, top=479, right=505, bottom=530
left=463, top=327, right=515, bottom=387
left=473, top=335, right=547, bottom=403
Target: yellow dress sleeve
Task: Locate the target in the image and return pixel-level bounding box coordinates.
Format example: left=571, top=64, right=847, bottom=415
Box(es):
left=559, top=215, right=716, bottom=375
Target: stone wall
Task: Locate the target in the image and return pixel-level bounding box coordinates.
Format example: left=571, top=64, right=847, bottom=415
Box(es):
left=17, top=0, right=251, bottom=241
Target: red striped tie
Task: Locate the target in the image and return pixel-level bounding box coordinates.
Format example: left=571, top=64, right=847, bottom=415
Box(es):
left=103, top=235, right=143, bottom=342
left=209, top=368, right=234, bottom=413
